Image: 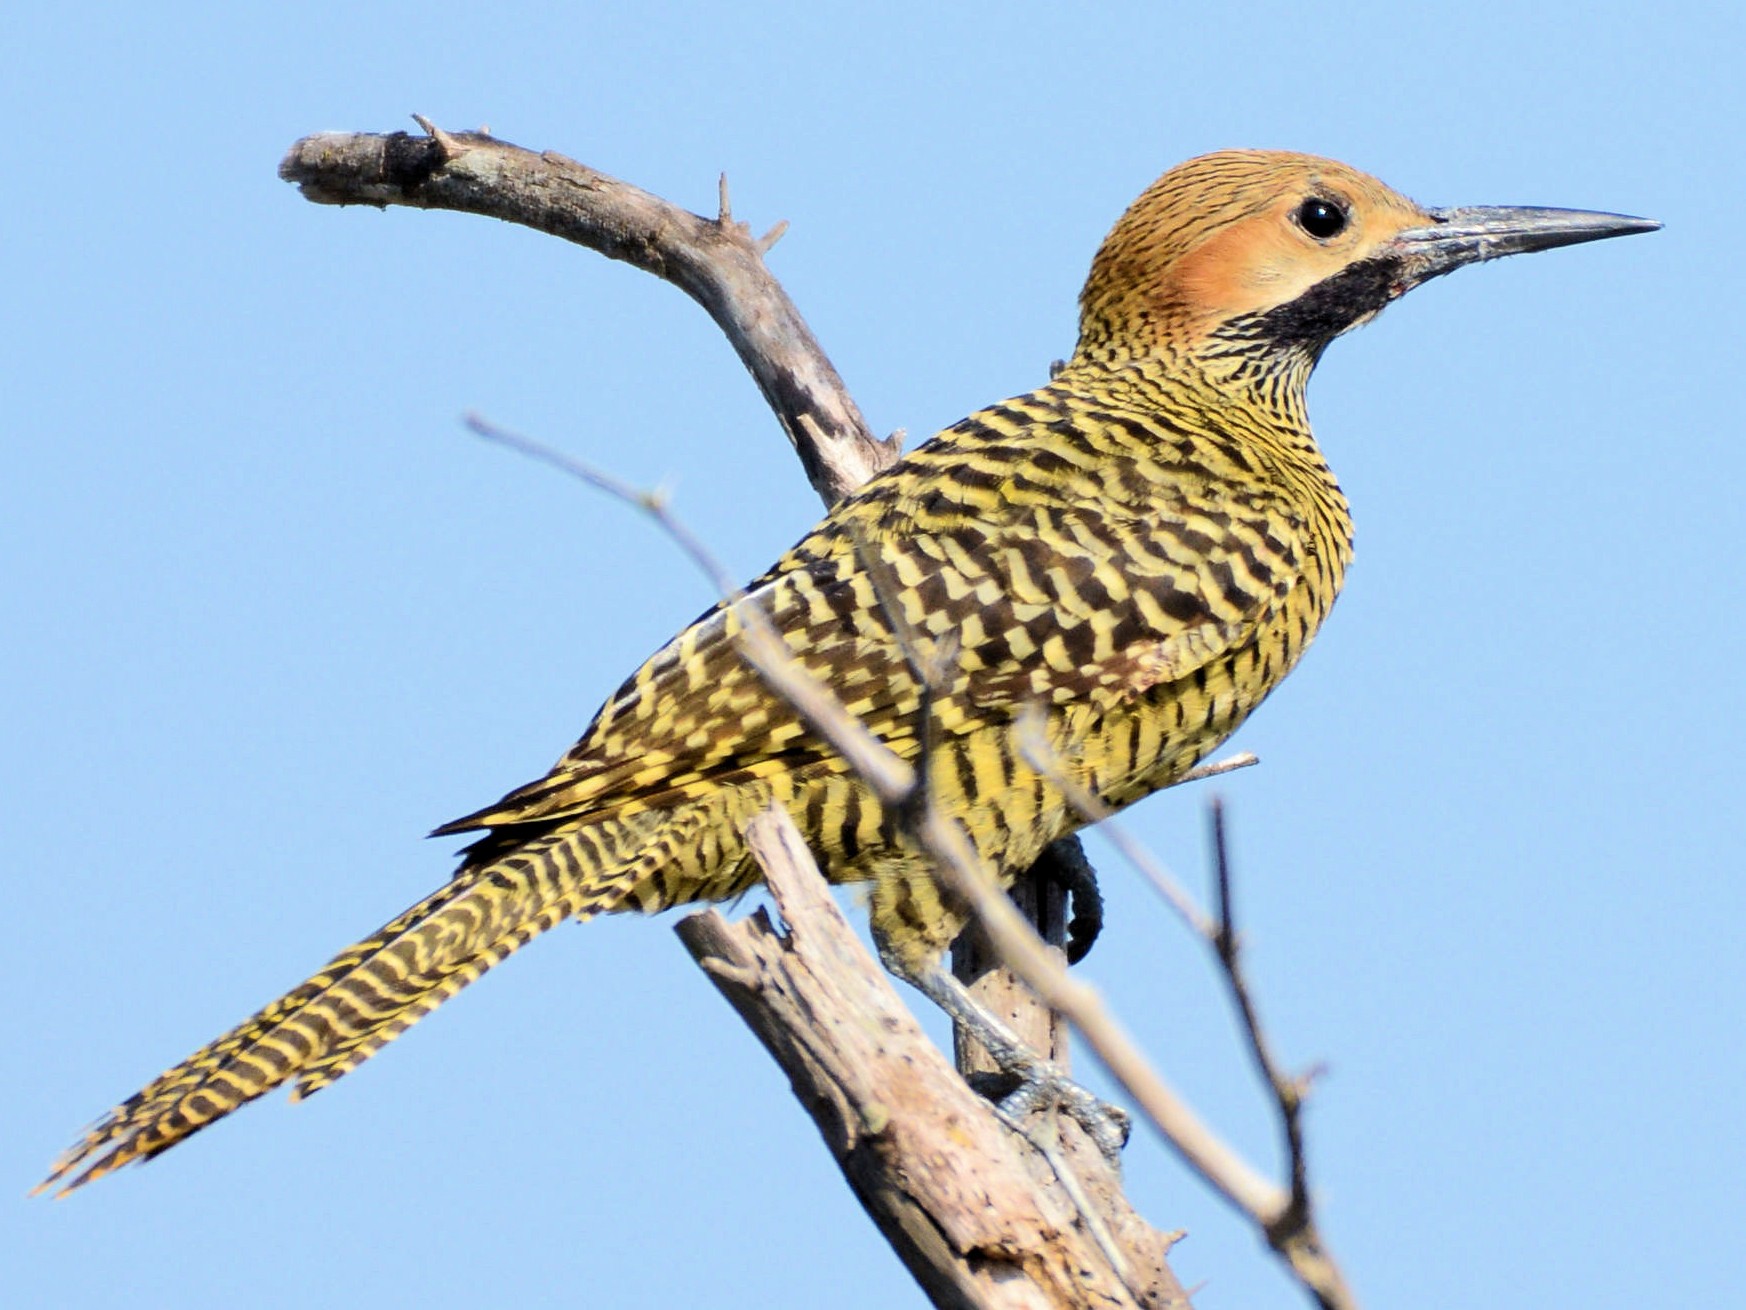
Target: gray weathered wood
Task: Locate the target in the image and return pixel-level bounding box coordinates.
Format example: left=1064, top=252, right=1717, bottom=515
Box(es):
left=676, top=809, right=1189, bottom=1309
left=280, top=124, right=898, bottom=506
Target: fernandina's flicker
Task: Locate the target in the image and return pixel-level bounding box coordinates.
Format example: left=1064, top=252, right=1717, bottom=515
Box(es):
left=40, top=150, right=1656, bottom=1194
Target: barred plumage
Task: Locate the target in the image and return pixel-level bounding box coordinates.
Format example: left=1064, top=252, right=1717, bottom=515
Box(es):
left=40, top=150, right=1656, bottom=1195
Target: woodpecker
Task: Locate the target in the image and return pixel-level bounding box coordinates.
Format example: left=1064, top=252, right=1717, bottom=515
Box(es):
left=40, top=150, right=1656, bottom=1194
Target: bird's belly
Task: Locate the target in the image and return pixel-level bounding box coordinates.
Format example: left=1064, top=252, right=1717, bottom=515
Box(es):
left=745, top=592, right=1336, bottom=899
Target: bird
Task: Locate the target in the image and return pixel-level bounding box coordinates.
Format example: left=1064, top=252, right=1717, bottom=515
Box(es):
left=39, top=150, right=1657, bottom=1195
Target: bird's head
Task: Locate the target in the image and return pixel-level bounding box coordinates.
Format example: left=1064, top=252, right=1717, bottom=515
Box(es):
left=1075, top=149, right=1657, bottom=371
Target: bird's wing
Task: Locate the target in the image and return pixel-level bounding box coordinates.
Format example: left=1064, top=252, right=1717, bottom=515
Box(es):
left=436, top=487, right=1306, bottom=834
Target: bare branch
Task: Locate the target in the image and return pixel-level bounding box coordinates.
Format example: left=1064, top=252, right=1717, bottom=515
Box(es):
left=280, top=118, right=900, bottom=505
left=283, top=118, right=1080, bottom=1113
left=676, top=807, right=1190, bottom=1310
left=1016, top=720, right=1356, bottom=1308
left=1207, top=801, right=1351, bottom=1309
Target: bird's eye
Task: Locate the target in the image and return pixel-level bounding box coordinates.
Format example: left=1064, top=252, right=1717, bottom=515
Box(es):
left=1296, top=197, right=1348, bottom=240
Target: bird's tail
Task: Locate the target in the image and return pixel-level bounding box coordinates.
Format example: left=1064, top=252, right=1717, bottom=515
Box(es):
left=37, top=806, right=708, bottom=1197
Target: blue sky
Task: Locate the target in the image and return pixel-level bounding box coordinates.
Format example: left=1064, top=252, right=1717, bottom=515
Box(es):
left=5, top=4, right=1738, bottom=1307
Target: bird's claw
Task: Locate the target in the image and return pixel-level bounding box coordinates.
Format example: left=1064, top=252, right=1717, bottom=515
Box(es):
left=997, top=1059, right=1131, bottom=1163
left=890, top=958, right=1131, bottom=1165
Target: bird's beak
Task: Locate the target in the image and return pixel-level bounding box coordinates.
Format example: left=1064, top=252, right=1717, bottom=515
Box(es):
left=1388, top=205, right=1661, bottom=280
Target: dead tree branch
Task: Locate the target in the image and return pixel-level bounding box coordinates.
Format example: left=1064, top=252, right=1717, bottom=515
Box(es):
left=1206, top=801, right=1349, bottom=1308
left=677, top=809, right=1189, bottom=1310
left=279, top=120, right=896, bottom=505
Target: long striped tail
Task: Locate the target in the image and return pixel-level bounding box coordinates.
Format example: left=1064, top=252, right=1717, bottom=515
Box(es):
left=37, top=810, right=703, bottom=1197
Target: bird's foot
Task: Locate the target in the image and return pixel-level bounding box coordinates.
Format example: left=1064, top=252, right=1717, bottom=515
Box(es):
left=896, top=957, right=1130, bottom=1165
left=996, top=1063, right=1130, bottom=1163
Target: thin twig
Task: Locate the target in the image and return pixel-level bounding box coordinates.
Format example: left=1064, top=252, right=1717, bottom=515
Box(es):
left=1176, top=751, right=1261, bottom=786
left=465, top=414, right=912, bottom=804
left=1210, top=799, right=1311, bottom=1219
left=1207, top=800, right=1350, bottom=1307
left=1015, top=709, right=1354, bottom=1307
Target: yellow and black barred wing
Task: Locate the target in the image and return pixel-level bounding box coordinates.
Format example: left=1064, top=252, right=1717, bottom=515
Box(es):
left=441, top=445, right=1308, bottom=835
